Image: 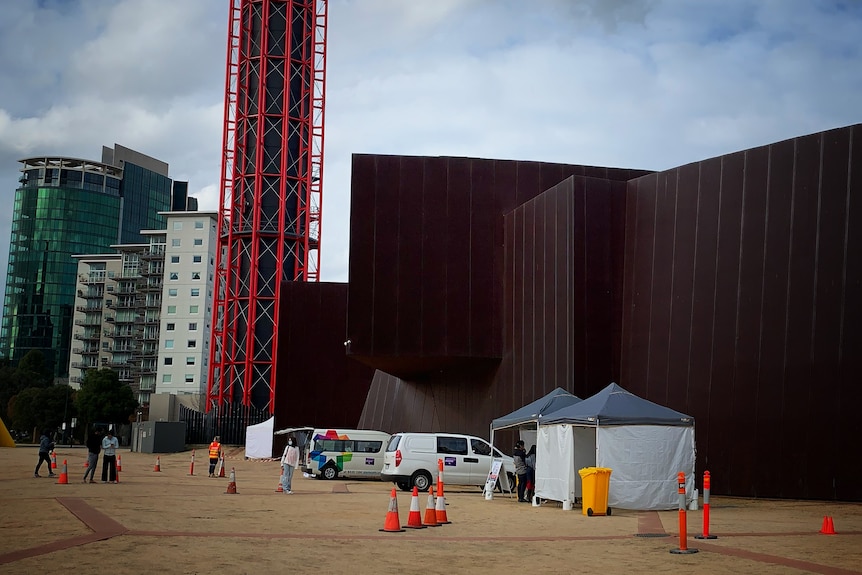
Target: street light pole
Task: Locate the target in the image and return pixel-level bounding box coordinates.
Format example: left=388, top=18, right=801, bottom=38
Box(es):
left=62, top=383, right=70, bottom=445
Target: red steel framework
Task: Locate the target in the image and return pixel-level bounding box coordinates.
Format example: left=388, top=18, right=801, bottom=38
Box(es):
left=207, top=0, right=326, bottom=414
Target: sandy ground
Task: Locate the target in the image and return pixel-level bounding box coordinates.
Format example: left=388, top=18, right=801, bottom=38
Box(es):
left=1, top=445, right=861, bottom=575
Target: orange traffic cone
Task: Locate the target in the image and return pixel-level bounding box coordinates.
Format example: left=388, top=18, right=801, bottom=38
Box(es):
left=56, top=460, right=69, bottom=484
left=820, top=516, right=836, bottom=535
left=275, top=472, right=284, bottom=493
left=218, top=453, right=226, bottom=478
left=51, top=452, right=57, bottom=469
left=225, top=467, right=238, bottom=494
left=404, top=486, right=426, bottom=529
left=189, top=449, right=196, bottom=476
left=153, top=456, right=161, bottom=472
left=424, top=487, right=440, bottom=527
left=116, top=455, right=122, bottom=472
left=435, top=489, right=450, bottom=524
left=379, top=488, right=405, bottom=532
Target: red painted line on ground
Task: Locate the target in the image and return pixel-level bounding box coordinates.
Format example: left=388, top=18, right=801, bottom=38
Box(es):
left=0, top=498, right=127, bottom=566
left=124, top=530, right=635, bottom=542
left=331, top=483, right=350, bottom=493
left=637, top=511, right=666, bottom=535
left=56, top=497, right=128, bottom=536
left=696, top=541, right=862, bottom=575
left=702, top=531, right=862, bottom=538
left=0, top=533, right=117, bottom=566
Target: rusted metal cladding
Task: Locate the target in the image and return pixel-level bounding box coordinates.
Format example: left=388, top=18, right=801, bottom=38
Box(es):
left=620, top=124, right=862, bottom=501
left=357, top=363, right=500, bottom=434
left=351, top=154, right=650, bottom=438
left=273, top=281, right=375, bottom=432
left=500, top=176, right=628, bottom=409
left=346, top=154, right=648, bottom=382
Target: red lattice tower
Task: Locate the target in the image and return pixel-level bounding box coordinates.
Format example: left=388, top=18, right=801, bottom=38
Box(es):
left=207, top=0, right=326, bottom=414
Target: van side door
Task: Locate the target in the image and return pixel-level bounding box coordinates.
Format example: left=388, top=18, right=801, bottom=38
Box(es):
left=468, top=437, right=495, bottom=485
left=436, top=435, right=470, bottom=485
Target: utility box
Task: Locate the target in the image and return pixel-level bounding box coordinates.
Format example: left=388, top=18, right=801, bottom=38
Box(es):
left=132, top=421, right=186, bottom=453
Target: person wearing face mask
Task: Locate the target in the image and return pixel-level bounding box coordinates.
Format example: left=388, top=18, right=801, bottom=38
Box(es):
left=281, top=436, right=300, bottom=494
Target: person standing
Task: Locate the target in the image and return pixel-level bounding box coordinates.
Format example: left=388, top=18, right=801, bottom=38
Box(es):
left=280, top=437, right=300, bottom=494
left=82, top=429, right=102, bottom=483
left=208, top=436, right=222, bottom=477
left=33, top=429, right=56, bottom=478
left=513, top=440, right=529, bottom=502
left=525, top=444, right=537, bottom=502
left=101, top=429, right=119, bottom=483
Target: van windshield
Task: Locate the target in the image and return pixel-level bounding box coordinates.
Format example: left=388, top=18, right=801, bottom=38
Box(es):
left=385, top=435, right=401, bottom=452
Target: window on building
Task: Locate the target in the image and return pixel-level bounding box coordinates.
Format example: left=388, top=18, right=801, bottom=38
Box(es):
left=195, top=220, right=204, bottom=229
left=165, top=340, right=174, bottom=349
left=192, top=272, right=201, bottom=280
left=188, top=340, right=197, bottom=348
left=167, top=305, right=176, bottom=314
left=170, top=272, right=179, bottom=280
left=186, top=357, right=195, bottom=365
left=193, top=238, right=203, bottom=246
left=171, top=239, right=181, bottom=247
left=189, top=322, right=197, bottom=331
left=185, top=374, right=194, bottom=383
left=171, top=256, right=180, bottom=264
left=173, top=221, right=183, bottom=231
left=169, top=289, right=178, bottom=297
left=166, top=323, right=175, bottom=331
left=162, top=374, right=172, bottom=383
left=190, top=288, right=200, bottom=297
left=164, top=357, right=173, bottom=365
left=193, top=255, right=202, bottom=263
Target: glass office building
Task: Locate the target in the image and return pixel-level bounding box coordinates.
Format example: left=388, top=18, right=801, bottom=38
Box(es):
left=0, top=144, right=188, bottom=381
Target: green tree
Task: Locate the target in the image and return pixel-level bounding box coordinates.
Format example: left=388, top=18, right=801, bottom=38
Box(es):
left=74, top=369, right=138, bottom=429
left=0, top=359, right=16, bottom=423
left=0, top=350, right=52, bottom=423
left=7, top=384, right=72, bottom=434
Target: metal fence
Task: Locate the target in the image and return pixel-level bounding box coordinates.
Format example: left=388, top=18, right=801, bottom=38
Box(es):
left=179, top=403, right=270, bottom=446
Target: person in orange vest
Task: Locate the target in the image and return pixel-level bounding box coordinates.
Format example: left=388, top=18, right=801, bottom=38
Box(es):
left=208, top=436, right=222, bottom=478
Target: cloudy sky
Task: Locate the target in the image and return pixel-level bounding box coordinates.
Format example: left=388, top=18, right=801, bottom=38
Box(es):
left=0, top=0, right=860, bottom=288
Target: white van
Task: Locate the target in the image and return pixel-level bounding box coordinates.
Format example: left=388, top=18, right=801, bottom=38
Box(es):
left=382, top=432, right=515, bottom=492
left=302, top=429, right=391, bottom=480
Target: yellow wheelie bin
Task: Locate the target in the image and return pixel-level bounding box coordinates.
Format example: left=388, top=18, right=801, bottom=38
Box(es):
left=578, top=467, right=612, bottom=516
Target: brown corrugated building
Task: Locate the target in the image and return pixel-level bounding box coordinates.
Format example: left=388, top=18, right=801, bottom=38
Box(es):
left=275, top=124, right=862, bottom=501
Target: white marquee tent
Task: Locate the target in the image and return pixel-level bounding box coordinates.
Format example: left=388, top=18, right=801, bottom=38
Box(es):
left=536, top=382, right=696, bottom=510
left=489, top=387, right=582, bottom=451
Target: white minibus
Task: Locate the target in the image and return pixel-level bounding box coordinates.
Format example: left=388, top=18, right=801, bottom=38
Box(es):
left=302, top=428, right=391, bottom=480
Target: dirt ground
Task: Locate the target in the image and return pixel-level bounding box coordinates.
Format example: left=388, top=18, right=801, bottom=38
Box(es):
left=1, top=446, right=860, bottom=575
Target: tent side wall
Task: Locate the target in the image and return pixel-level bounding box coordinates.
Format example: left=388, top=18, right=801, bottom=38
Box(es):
left=596, top=425, right=695, bottom=510
left=245, top=416, right=275, bottom=459
left=536, top=424, right=577, bottom=504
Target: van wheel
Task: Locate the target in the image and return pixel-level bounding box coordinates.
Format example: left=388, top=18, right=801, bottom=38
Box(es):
left=411, top=471, right=432, bottom=492
left=497, top=472, right=516, bottom=493
left=396, top=481, right=411, bottom=492
left=322, top=465, right=339, bottom=480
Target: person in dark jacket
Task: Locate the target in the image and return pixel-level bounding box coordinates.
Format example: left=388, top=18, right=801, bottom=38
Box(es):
left=513, top=440, right=529, bottom=502
left=82, top=429, right=102, bottom=483
left=525, top=444, right=537, bottom=502
left=34, top=429, right=56, bottom=478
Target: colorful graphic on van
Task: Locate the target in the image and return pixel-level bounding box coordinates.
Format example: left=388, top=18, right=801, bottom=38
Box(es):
left=309, top=430, right=353, bottom=471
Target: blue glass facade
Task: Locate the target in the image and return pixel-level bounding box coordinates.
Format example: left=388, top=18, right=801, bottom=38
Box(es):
left=1, top=154, right=174, bottom=379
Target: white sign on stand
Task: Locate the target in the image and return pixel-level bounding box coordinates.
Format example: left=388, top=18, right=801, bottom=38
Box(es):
left=484, top=458, right=511, bottom=499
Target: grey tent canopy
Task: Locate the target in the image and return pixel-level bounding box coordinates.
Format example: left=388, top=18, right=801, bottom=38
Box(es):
left=539, top=382, right=693, bottom=426
left=492, top=387, right=583, bottom=431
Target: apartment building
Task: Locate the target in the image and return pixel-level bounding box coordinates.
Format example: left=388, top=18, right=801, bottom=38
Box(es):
left=68, top=212, right=216, bottom=405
